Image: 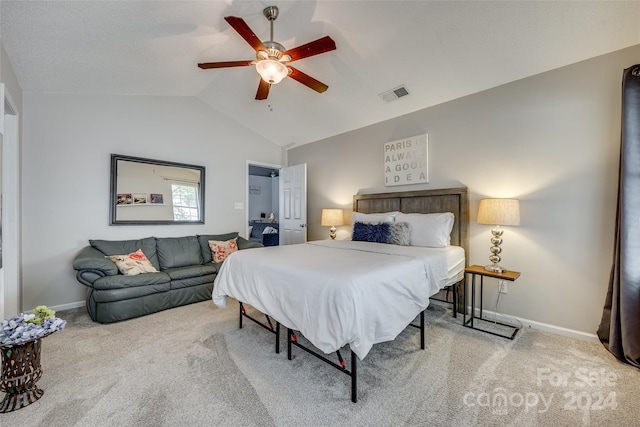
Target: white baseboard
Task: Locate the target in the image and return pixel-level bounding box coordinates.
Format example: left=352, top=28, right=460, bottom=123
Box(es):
left=32, top=301, right=85, bottom=313
left=428, top=299, right=600, bottom=344
left=509, top=315, right=600, bottom=343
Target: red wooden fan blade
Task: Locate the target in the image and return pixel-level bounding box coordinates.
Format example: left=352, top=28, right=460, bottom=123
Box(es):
left=287, top=67, right=329, bottom=93
left=224, top=16, right=267, bottom=52
left=198, top=60, right=253, bottom=69
left=283, top=36, right=336, bottom=62
left=256, top=78, right=270, bottom=100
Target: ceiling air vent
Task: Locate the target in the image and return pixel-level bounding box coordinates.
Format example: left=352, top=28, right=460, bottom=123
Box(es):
left=379, top=85, right=410, bottom=103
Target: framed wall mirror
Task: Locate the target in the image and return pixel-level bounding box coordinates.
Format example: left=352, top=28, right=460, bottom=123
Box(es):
left=110, top=154, right=205, bottom=225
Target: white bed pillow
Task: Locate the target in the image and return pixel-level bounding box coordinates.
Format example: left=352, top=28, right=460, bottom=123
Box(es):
left=350, top=211, right=398, bottom=226
left=395, top=212, right=454, bottom=247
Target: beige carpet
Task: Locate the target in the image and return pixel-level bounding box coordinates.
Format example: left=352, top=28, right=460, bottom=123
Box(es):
left=2, top=300, right=639, bottom=426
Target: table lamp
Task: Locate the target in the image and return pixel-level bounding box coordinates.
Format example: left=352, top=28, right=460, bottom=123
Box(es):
left=477, top=198, right=520, bottom=273
left=321, top=209, right=344, bottom=240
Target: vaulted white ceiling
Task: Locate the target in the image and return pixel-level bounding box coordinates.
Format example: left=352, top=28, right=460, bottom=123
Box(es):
left=2, top=1, right=639, bottom=147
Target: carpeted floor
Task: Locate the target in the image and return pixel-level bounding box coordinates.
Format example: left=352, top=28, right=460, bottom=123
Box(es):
left=2, top=300, right=639, bottom=426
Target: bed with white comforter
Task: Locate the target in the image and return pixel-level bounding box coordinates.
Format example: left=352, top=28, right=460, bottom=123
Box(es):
left=212, top=239, right=464, bottom=359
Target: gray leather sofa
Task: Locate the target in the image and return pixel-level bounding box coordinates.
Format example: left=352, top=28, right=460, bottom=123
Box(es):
left=72, top=232, right=261, bottom=323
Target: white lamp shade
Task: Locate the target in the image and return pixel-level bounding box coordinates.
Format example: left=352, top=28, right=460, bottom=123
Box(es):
left=477, top=199, right=520, bottom=226
left=321, top=209, right=344, bottom=227
left=255, top=59, right=288, bottom=84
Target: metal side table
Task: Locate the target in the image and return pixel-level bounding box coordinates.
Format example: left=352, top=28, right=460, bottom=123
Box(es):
left=464, top=265, right=521, bottom=340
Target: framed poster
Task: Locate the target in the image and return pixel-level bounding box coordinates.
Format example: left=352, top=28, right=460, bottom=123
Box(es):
left=117, top=193, right=133, bottom=205
left=150, top=193, right=164, bottom=204
left=383, top=134, right=428, bottom=186
left=133, top=193, right=147, bottom=204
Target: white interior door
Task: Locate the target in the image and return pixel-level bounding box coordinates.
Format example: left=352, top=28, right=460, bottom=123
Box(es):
left=279, top=163, right=307, bottom=245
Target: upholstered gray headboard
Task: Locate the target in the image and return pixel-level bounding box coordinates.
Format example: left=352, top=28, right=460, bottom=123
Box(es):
left=352, top=187, right=469, bottom=257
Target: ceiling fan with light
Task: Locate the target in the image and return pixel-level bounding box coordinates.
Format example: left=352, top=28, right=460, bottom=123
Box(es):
left=198, top=5, right=336, bottom=100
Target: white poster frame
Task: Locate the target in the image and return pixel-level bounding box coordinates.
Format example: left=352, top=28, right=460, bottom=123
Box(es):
left=383, top=133, right=428, bottom=187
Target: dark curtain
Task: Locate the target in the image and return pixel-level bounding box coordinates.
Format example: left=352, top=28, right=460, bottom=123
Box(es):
left=598, top=64, right=640, bottom=368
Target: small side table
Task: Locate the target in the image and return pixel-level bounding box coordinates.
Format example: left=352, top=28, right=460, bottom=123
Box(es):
left=0, top=333, right=52, bottom=412
left=464, top=265, right=521, bottom=340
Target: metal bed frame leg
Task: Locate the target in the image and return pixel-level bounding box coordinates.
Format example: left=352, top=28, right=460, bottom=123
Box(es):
left=430, top=280, right=463, bottom=318
left=351, top=350, right=357, bottom=403
left=408, top=308, right=427, bottom=350
left=452, top=283, right=458, bottom=318
left=420, top=310, right=425, bottom=350
left=287, top=328, right=359, bottom=403
left=238, top=301, right=280, bottom=353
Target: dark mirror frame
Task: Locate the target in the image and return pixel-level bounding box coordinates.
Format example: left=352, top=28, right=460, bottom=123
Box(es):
left=110, top=154, right=206, bottom=225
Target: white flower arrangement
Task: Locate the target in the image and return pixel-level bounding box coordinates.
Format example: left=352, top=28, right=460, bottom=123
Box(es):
left=0, top=306, right=66, bottom=346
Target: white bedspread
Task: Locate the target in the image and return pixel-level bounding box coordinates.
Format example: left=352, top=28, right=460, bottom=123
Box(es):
left=212, top=240, right=464, bottom=360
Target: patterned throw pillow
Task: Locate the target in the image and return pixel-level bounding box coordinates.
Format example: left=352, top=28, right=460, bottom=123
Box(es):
left=352, top=222, right=391, bottom=243
left=208, top=238, right=238, bottom=263
left=388, top=222, right=411, bottom=246
left=106, top=249, right=158, bottom=276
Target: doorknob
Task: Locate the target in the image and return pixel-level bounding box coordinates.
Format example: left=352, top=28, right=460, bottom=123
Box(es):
left=300, top=224, right=307, bottom=228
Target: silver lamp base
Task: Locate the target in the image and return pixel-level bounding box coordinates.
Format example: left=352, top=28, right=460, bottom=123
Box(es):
left=329, top=226, right=337, bottom=240
left=484, top=263, right=505, bottom=273
left=486, top=225, right=505, bottom=273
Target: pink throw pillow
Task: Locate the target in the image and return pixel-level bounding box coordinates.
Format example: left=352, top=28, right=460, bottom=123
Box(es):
left=208, top=238, right=238, bottom=263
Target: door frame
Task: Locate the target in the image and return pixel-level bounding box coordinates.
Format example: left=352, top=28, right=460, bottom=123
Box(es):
left=1, top=85, right=21, bottom=319
left=245, top=160, right=282, bottom=240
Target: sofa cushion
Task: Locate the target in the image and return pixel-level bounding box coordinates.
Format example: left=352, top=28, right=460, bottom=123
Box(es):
left=163, top=264, right=218, bottom=281
left=170, top=283, right=214, bottom=307
left=92, top=281, right=171, bottom=303
left=236, top=236, right=263, bottom=250
left=197, top=232, right=239, bottom=263
left=156, top=236, right=203, bottom=269
left=91, top=292, right=171, bottom=323
left=92, top=271, right=171, bottom=291
left=90, top=237, right=160, bottom=270
left=170, top=274, right=217, bottom=290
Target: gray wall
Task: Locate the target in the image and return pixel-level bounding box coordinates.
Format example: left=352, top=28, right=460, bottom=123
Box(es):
left=289, top=44, right=640, bottom=337
left=248, top=175, right=278, bottom=221
left=21, top=93, right=281, bottom=311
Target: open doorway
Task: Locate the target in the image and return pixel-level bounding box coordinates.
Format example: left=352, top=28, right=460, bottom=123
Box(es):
left=246, top=161, right=281, bottom=246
